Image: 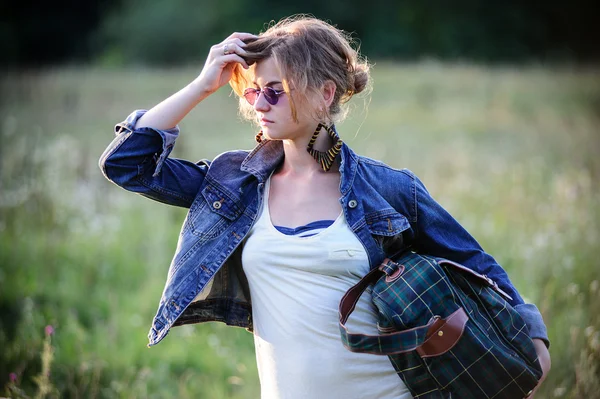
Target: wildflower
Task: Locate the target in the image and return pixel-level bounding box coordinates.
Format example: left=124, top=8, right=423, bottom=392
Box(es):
left=585, top=326, right=595, bottom=338
left=591, top=332, right=600, bottom=352
left=553, top=386, right=566, bottom=397
left=45, top=325, right=54, bottom=336
left=9, top=372, right=17, bottom=382
left=227, top=376, right=244, bottom=385
left=566, top=283, right=579, bottom=296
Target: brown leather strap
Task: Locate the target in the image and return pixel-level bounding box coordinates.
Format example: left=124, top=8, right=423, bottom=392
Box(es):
left=339, top=264, right=383, bottom=325
left=339, top=259, right=436, bottom=355
left=339, top=258, right=468, bottom=356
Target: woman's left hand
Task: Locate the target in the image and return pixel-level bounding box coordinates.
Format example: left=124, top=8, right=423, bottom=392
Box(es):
left=528, top=338, right=551, bottom=398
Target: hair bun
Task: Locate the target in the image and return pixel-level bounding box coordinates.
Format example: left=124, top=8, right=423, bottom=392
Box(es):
left=350, top=63, right=370, bottom=96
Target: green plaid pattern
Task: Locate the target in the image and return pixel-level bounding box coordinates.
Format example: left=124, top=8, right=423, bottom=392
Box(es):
left=339, top=252, right=543, bottom=398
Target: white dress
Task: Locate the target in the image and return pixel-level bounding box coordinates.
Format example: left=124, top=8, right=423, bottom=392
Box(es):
left=241, top=176, right=412, bottom=399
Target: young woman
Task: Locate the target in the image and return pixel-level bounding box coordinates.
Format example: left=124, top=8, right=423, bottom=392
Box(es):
left=100, top=16, right=550, bottom=399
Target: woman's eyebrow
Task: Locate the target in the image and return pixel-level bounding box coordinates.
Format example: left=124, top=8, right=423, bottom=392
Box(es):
left=251, top=80, right=283, bottom=87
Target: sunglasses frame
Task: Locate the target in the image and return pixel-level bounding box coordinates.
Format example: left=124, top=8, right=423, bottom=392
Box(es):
left=243, top=87, right=286, bottom=106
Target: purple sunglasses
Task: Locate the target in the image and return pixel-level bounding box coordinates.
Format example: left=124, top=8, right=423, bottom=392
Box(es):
left=243, top=87, right=286, bottom=105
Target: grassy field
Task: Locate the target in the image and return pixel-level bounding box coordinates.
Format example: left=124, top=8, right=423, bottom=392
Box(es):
left=1, top=63, right=599, bottom=398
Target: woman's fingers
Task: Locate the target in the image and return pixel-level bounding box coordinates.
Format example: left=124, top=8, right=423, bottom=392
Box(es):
left=211, top=39, right=249, bottom=59
left=213, top=34, right=255, bottom=60
left=222, top=53, right=249, bottom=70
left=232, top=38, right=249, bottom=50
left=221, top=42, right=247, bottom=57
left=221, top=33, right=257, bottom=56
left=225, top=32, right=258, bottom=42
left=195, top=33, right=256, bottom=93
left=214, top=41, right=249, bottom=70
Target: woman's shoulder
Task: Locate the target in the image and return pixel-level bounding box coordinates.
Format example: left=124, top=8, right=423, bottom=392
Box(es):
left=350, top=154, right=418, bottom=223
left=355, top=154, right=416, bottom=182
left=210, top=149, right=251, bottom=164
left=200, top=149, right=252, bottom=180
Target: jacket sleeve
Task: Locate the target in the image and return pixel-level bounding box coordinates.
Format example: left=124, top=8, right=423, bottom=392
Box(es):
left=99, top=109, right=209, bottom=208
left=406, top=170, right=549, bottom=347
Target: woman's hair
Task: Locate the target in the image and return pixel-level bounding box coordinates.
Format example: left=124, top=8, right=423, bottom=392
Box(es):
left=230, top=15, right=371, bottom=125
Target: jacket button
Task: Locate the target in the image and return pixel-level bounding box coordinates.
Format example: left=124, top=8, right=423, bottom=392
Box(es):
left=348, top=199, right=358, bottom=209
left=212, top=201, right=222, bottom=209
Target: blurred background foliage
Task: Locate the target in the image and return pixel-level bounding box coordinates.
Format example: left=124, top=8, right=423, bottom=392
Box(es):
left=1, top=1, right=600, bottom=398
left=1, top=0, right=599, bottom=67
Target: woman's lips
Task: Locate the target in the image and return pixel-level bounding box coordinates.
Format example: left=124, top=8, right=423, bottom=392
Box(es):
left=260, top=118, right=274, bottom=125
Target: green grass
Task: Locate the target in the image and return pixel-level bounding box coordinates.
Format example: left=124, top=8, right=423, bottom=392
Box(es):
left=1, top=63, right=599, bottom=398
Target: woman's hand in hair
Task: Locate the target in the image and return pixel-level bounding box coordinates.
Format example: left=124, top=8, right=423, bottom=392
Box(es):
left=194, top=32, right=257, bottom=95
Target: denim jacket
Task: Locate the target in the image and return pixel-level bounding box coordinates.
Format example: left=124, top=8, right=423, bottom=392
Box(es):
left=99, top=110, right=548, bottom=348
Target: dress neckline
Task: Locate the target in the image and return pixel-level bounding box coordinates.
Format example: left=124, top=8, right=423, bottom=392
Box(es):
left=263, top=175, right=344, bottom=241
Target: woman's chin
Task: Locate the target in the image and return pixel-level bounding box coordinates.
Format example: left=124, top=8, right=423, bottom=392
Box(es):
left=260, top=125, right=305, bottom=141
left=261, top=128, right=282, bottom=140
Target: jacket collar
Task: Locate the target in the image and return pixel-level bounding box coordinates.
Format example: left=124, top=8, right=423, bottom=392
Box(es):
left=240, top=139, right=284, bottom=183
left=240, top=138, right=358, bottom=195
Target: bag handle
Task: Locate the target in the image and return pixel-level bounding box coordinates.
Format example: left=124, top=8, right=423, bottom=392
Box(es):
left=338, top=258, right=438, bottom=355
left=339, top=257, right=469, bottom=356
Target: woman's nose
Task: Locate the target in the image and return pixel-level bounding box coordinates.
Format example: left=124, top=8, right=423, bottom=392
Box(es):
left=253, top=91, right=270, bottom=112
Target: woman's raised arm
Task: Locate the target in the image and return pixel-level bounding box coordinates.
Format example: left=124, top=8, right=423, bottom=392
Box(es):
left=99, top=33, right=256, bottom=207
left=135, top=32, right=255, bottom=130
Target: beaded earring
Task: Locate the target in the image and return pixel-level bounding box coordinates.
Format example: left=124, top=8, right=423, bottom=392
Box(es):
left=306, top=123, right=343, bottom=172
left=255, top=131, right=264, bottom=143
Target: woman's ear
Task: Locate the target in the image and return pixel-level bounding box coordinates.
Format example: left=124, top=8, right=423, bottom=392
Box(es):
left=322, top=80, right=337, bottom=107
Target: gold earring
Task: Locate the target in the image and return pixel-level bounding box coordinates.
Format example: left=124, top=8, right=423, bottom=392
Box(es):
left=306, top=123, right=343, bottom=172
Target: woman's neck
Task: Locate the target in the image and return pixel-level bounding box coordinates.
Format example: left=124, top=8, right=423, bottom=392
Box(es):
left=278, top=126, right=339, bottom=176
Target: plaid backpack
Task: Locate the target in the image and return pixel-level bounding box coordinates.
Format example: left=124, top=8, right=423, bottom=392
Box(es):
left=339, top=251, right=543, bottom=398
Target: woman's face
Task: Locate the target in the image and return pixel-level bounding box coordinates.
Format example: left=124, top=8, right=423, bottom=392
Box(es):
left=251, top=57, right=316, bottom=141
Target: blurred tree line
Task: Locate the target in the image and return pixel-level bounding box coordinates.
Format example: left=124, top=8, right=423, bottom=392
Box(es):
left=2, top=0, right=598, bottom=67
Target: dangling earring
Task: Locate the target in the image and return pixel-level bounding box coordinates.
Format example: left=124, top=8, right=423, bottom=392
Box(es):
left=306, top=123, right=343, bottom=172
left=255, top=131, right=264, bottom=143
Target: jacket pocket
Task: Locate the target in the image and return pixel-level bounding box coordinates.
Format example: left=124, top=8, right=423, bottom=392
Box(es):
left=365, top=209, right=411, bottom=254
left=185, top=184, right=242, bottom=241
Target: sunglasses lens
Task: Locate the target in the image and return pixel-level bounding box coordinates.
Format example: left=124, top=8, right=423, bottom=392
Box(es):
left=263, top=87, right=279, bottom=105
left=243, top=88, right=258, bottom=105
left=243, top=88, right=281, bottom=105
